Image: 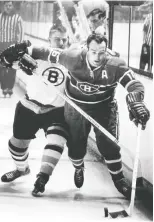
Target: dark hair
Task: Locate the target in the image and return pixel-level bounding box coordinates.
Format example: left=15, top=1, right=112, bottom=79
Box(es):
left=49, top=23, right=67, bottom=38
left=87, top=32, right=108, bottom=47
left=87, top=8, right=106, bottom=20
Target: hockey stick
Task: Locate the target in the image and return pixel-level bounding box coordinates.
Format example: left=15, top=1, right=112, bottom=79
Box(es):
left=48, top=82, right=120, bottom=146
left=74, top=1, right=91, bottom=38
left=105, top=123, right=142, bottom=218
left=57, top=0, right=76, bottom=43
left=17, top=53, right=120, bottom=147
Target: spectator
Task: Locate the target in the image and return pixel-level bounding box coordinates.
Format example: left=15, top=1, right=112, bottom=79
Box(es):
left=87, top=8, right=119, bottom=58
left=87, top=8, right=108, bottom=40
left=140, top=13, right=153, bottom=72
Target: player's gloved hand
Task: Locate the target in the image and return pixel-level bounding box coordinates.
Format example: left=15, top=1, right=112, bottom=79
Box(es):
left=0, top=40, right=31, bottom=68
left=126, top=92, right=150, bottom=130
left=18, top=53, right=38, bottom=75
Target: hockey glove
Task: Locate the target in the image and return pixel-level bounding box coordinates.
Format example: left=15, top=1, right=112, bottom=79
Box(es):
left=126, top=92, right=150, bottom=130
left=18, top=53, right=38, bottom=75
left=0, top=40, right=31, bottom=68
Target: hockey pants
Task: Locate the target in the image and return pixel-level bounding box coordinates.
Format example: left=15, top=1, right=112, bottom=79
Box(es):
left=65, top=99, right=124, bottom=181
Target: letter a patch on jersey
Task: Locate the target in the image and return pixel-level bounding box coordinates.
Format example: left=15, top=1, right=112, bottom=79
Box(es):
left=102, top=70, right=108, bottom=79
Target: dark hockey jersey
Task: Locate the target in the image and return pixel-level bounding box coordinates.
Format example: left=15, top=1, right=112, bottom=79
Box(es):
left=30, top=46, right=144, bottom=104
left=58, top=47, right=144, bottom=104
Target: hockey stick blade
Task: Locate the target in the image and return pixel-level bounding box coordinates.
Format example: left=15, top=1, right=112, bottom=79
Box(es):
left=108, top=210, right=129, bottom=218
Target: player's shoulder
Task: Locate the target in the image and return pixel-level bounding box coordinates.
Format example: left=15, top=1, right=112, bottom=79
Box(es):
left=30, top=44, right=50, bottom=56
left=106, top=57, right=126, bottom=67
left=31, top=44, right=49, bottom=51
left=63, top=44, right=83, bottom=58
left=51, top=62, right=68, bottom=73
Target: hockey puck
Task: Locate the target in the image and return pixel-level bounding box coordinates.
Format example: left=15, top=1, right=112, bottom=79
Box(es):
left=104, top=207, right=109, bottom=217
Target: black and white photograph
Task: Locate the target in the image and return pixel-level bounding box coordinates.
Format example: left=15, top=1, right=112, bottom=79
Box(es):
left=0, top=0, right=153, bottom=221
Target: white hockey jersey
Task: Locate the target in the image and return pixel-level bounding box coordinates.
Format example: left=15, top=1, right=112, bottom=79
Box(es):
left=21, top=60, right=67, bottom=114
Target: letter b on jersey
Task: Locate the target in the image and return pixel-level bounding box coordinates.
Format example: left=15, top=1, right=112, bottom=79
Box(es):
left=48, top=70, right=58, bottom=83
left=42, top=67, right=65, bottom=86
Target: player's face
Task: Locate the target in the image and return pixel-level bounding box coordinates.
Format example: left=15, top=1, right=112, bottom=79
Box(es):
left=4, top=2, right=14, bottom=14
left=87, top=40, right=107, bottom=68
left=88, top=14, right=103, bottom=31
left=49, top=31, right=68, bottom=49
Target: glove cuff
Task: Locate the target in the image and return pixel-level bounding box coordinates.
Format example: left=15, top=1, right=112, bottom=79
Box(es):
left=126, top=92, right=144, bottom=104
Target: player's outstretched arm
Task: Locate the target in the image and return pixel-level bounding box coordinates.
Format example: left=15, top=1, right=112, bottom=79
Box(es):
left=118, top=65, right=150, bottom=130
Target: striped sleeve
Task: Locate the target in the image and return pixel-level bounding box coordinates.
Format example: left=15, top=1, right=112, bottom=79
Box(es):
left=0, top=13, right=24, bottom=43
left=48, top=46, right=81, bottom=71
left=119, top=67, right=144, bottom=94
left=16, top=15, right=24, bottom=42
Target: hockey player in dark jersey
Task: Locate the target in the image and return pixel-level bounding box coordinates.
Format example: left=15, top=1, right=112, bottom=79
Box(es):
left=0, top=24, right=70, bottom=196
left=36, top=32, right=149, bottom=199
left=50, top=33, right=149, bottom=199
left=0, top=33, right=150, bottom=199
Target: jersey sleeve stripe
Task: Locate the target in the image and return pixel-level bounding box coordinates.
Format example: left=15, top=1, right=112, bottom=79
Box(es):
left=119, top=69, right=135, bottom=87
left=126, top=80, right=144, bottom=93
left=48, top=49, right=61, bottom=63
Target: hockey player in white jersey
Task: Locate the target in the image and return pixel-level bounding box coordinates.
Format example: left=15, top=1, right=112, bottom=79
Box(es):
left=0, top=24, right=70, bottom=196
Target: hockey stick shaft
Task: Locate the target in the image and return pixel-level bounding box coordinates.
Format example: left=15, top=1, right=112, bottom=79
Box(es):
left=52, top=86, right=120, bottom=145
left=128, top=123, right=142, bottom=216
left=57, top=0, right=76, bottom=43
left=105, top=124, right=142, bottom=218
left=74, top=1, right=91, bottom=37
